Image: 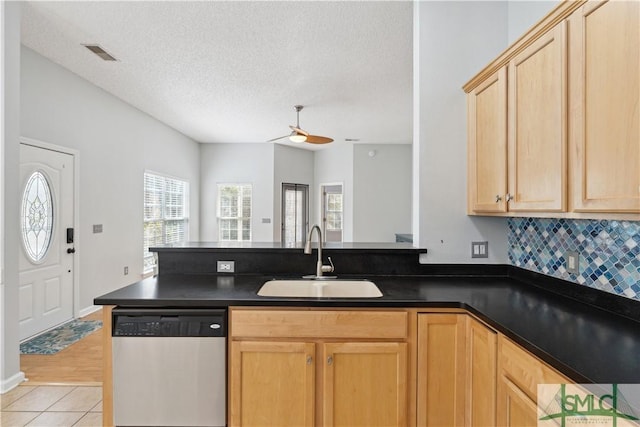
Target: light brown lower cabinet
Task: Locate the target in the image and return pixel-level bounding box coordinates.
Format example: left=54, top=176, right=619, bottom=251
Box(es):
left=496, top=335, right=571, bottom=427
left=226, top=309, right=575, bottom=427
left=466, top=317, right=497, bottom=427
left=417, top=314, right=467, bottom=426
left=417, top=314, right=497, bottom=427
left=228, top=308, right=409, bottom=427
left=230, top=341, right=316, bottom=427
left=323, top=342, right=408, bottom=427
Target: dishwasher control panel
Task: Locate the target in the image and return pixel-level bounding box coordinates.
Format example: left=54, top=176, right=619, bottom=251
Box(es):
left=112, top=308, right=226, bottom=337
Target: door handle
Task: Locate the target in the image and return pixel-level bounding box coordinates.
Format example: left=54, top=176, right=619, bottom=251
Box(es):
left=67, top=247, right=76, bottom=254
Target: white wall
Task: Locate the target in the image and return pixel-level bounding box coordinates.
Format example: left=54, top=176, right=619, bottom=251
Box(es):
left=1, top=1, right=24, bottom=393
left=273, top=144, right=314, bottom=241
left=353, top=144, right=411, bottom=242
left=507, top=1, right=558, bottom=44
left=314, top=143, right=354, bottom=241
left=200, top=143, right=274, bottom=242
left=415, top=1, right=509, bottom=263
left=20, top=46, right=201, bottom=309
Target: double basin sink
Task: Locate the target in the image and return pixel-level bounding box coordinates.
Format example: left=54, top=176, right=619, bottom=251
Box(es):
left=258, top=279, right=383, bottom=298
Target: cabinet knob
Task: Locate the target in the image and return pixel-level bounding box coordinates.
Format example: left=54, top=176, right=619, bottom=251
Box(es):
left=506, top=193, right=513, bottom=202
left=327, top=355, right=333, bottom=366
left=495, top=195, right=502, bottom=203
left=306, top=356, right=313, bottom=365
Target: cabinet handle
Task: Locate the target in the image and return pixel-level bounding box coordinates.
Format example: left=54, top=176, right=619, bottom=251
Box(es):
left=327, top=355, right=333, bottom=366
left=506, top=193, right=513, bottom=202
left=495, top=195, right=502, bottom=203
left=306, top=356, right=313, bottom=365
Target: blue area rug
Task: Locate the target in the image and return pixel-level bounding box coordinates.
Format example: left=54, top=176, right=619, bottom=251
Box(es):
left=20, top=319, right=103, bottom=355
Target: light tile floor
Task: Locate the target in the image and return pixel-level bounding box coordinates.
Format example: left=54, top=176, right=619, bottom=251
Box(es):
left=0, top=385, right=102, bottom=427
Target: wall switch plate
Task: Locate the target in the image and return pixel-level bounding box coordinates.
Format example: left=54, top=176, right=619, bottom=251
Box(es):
left=471, top=241, right=489, bottom=258
left=217, top=261, right=235, bottom=273
left=124, top=266, right=129, bottom=275
left=566, top=251, right=580, bottom=274
left=93, top=224, right=103, bottom=233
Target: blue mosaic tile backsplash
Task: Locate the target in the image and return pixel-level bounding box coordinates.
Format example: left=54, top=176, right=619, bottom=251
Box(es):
left=508, top=218, right=640, bottom=301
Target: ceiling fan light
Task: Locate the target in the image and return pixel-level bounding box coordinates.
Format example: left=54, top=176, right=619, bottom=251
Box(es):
left=289, top=133, right=307, bottom=143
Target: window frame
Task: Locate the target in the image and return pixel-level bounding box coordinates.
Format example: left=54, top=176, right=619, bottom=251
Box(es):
left=143, top=171, right=189, bottom=274
left=217, top=183, right=252, bottom=242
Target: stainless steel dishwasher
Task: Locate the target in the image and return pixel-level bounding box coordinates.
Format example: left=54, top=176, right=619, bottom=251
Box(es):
left=112, top=308, right=226, bottom=427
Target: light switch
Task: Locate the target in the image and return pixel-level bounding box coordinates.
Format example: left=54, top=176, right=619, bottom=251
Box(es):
left=471, top=241, right=489, bottom=259
left=566, top=251, right=579, bottom=275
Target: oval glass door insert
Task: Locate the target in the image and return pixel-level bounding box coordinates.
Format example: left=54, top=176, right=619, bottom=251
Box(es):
left=21, top=170, right=54, bottom=262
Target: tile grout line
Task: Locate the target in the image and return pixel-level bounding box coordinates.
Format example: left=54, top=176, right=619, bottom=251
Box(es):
left=1, top=385, right=102, bottom=422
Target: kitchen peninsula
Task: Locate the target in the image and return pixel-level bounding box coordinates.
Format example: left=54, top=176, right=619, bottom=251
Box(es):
left=95, top=243, right=640, bottom=427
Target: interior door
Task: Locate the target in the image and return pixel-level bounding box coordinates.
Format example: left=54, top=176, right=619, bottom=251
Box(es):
left=19, top=143, right=75, bottom=340
left=321, top=184, right=343, bottom=243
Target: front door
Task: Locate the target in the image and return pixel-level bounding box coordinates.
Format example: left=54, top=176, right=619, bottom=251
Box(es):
left=19, top=143, right=75, bottom=340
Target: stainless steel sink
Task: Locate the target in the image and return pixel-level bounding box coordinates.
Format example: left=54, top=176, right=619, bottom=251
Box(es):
left=258, top=279, right=383, bottom=298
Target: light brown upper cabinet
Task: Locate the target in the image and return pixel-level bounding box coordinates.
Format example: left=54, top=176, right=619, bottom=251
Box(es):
left=508, top=23, right=567, bottom=212
left=467, top=21, right=567, bottom=214
left=465, top=0, right=639, bottom=218
left=467, top=68, right=508, bottom=213
left=568, top=0, right=640, bottom=213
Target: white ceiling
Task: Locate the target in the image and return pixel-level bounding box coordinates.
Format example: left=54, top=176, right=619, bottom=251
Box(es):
left=21, top=1, right=413, bottom=149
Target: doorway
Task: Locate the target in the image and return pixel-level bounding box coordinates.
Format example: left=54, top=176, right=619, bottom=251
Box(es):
left=19, top=141, right=77, bottom=341
left=281, top=183, right=309, bottom=245
left=321, top=184, right=343, bottom=243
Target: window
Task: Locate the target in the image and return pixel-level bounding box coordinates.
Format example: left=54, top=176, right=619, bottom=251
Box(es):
left=218, top=184, right=251, bottom=241
left=144, top=172, right=189, bottom=273
left=321, top=184, right=343, bottom=243
left=326, top=193, right=343, bottom=231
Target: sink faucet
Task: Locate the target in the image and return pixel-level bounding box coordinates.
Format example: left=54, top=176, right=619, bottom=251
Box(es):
left=304, top=225, right=334, bottom=278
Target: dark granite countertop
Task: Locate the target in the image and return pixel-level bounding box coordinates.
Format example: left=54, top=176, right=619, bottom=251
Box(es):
left=151, top=241, right=426, bottom=253
left=95, top=271, right=640, bottom=384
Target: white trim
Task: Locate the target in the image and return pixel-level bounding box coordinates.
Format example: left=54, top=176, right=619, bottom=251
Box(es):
left=19, top=137, right=81, bottom=319
left=144, top=168, right=189, bottom=184
left=0, top=371, right=25, bottom=394
left=78, top=305, right=101, bottom=318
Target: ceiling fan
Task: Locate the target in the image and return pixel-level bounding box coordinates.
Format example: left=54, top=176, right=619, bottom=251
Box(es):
left=268, top=105, right=334, bottom=144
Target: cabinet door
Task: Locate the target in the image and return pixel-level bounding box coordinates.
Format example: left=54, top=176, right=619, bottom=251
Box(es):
left=466, top=318, right=497, bottom=427
left=508, top=23, right=567, bottom=212
left=229, top=341, right=315, bottom=427
left=417, top=314, right=466, bottom=427
left=468, top=67, right=508, bottom=213
left=322, top=342, right=408, bottom=427
left=569, top=0, right=640, bottom=212
left=496, top=376, right=538, bottom=427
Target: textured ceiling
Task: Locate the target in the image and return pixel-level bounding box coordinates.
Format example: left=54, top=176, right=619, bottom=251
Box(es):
left=21, top=1, right=413, bottom=149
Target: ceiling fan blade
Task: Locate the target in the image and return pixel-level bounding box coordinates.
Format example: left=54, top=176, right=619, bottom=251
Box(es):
left=289, top=125, right=309, bottom=136
left=305, top=135, right=334, bottom=144
left=267, top=135, right=290, bottom=142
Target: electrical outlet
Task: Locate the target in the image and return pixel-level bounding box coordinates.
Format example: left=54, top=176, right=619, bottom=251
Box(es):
left=566, top=251, right=580, bottom=275
left=124, top=266, right=129, bottom=275
left=217, top=261, right=235, bottom=273
left=471, top=241, right=489, bottom=258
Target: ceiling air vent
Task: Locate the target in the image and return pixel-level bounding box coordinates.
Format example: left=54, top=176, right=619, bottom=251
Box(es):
left=83, top=44, right=117, bottom=61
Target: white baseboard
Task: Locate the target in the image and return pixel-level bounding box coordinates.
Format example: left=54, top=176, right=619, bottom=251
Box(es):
left=1, top=371, right=26, bottom=393
left=78, top=305, right=101, bottom=318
